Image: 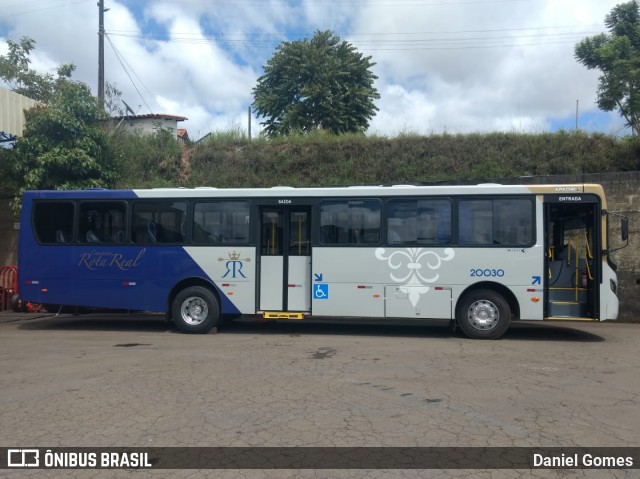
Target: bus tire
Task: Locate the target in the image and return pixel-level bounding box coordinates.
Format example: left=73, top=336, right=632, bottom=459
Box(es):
left=11, top=294, right=24, bottom=312
left=172, top=286, right=220, bottom=334
left=456, top=289, right=510, bottom=339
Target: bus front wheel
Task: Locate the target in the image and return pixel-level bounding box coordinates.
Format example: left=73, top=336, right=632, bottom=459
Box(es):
left=456, top=289, right=511, bottom=339
left=172, top=286, right=220, bottom=334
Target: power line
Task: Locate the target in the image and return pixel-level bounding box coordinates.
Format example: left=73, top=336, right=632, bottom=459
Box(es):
left=3, top=0, right=91, bottom=16
left=359, top=39, right=586, bottom=51
left=105, top=25, right=602, bottom=51
left=106, top=23, right=603, bottom=37
left=104, top=33, right=155, bottom=114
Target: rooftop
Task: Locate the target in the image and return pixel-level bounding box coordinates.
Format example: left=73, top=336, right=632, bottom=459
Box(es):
left=111, top=113, right=188, bottom=121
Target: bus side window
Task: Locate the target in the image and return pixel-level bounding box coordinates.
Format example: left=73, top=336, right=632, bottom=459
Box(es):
left=387, top=199, right=451, bottom=245
left=320, top=200, right=380, bottom=245
left=459, top=198, right=533, bottom=247
left=33, top=201, right=74, bottom=244
left=493, top=199, right=533, bottom=246
left=132, top=201, right=186, bottom=245
left=78, top=202, right=127, bottom=244
left=192, top=201, right=250, bottom=245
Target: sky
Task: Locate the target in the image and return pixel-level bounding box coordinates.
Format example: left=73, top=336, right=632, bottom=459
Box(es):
left=0, top=0, right=630, bottom=140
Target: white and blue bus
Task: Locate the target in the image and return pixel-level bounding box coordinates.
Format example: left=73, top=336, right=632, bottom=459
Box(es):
left=18, top=183, right=628, bottom=339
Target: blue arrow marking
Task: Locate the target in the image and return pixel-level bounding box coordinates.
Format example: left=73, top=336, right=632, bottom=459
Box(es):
left=531, top=276, right=541, bottom=285
left=314, top=273, right=323, bottom=282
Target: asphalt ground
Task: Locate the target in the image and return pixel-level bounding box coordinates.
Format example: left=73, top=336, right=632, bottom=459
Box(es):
left=0, top=311, right=639, bottom=479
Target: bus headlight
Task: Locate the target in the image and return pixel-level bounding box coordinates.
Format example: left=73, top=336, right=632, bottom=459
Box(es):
left=610, top=279, right=617, bottom=295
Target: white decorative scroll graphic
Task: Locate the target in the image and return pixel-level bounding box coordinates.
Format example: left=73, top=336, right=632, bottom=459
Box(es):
left=375, top=248, right=455, bottom=307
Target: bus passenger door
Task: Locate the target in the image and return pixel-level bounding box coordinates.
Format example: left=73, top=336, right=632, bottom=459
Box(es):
left=259, top=207, right=311, bottom=313
left=544, top=199, right=600, bottom=320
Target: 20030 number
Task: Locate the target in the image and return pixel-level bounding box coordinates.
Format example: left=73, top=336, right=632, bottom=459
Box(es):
left=470, top=268, right=505, bottom=278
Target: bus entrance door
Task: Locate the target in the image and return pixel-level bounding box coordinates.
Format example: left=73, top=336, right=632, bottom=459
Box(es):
left=544, top=199, right=600, bottom=320
left=259, top=207, right=311, bottom=315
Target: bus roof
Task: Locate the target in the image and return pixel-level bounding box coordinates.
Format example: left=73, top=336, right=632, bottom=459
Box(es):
left=23, top=184, right=606, bottom=199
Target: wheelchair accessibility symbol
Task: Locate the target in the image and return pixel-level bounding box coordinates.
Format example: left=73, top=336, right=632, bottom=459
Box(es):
left=314, top=283, right=329, bottom=299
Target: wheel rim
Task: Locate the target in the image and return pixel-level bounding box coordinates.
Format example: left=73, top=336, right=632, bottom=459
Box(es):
left=466, top=299, right=499, bottom=331
left=180, top=296, right=208, bottom=326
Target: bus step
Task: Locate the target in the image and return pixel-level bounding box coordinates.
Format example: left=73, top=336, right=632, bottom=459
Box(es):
left=548, top=301, right=590, bottom=318
left=545, top=316, right=597, bottom=322
left=263, top=312, right=305, bottom=320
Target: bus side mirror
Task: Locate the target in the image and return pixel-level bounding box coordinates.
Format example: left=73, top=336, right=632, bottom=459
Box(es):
left=608, top=212, right=629, bottom=252
left=621, top=216, right=629, bottom=242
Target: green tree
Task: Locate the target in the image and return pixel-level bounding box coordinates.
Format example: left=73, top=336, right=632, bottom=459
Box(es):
left=575, top=0, right=640, bottom=135
left=12, top=81, right=115, bottom=200
left=252, top=30, right=380, bottom=137
left=0, top=37, right=116, bottom=210
left=0, top=36, right=75, bottom=103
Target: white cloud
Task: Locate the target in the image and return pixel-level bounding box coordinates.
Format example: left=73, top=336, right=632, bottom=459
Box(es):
left=353, top=0, right=623, bottom=135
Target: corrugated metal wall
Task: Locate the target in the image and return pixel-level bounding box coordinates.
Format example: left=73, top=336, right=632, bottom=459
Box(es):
left=0, top=87, right=38, bottom=136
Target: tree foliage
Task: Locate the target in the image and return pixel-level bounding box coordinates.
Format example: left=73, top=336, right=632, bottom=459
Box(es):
left=252, top=30, right=380, bottom=137
left=575, top=0, right=640, bottom=134
left=1, top=37, right=116, bottom=210
left=0, top=37, right=76, bottom=103
left=12, top=81, right=115, bottom=196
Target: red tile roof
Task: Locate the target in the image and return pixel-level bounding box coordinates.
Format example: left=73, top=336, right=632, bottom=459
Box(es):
left=112, top=113, right=188, bottom=121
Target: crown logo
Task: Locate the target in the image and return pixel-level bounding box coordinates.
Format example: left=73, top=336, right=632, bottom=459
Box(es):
left=218, top=251, right=251, bottom=263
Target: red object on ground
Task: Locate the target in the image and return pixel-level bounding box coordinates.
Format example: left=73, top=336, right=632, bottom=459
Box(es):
left=0, top=265, right=18, bottom=311
left=0, top=265, right=41, bottom=312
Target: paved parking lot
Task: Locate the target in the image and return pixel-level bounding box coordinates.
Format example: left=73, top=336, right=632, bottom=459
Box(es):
left=0, top=312, right=639, bottom=478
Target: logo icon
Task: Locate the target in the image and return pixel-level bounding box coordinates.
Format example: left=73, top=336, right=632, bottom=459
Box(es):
left=375, top=247, right=455, bottom=307
left=314, top=284, right=329, bottom=299
left=218, top=251, right=251, bottom=279
left=8, top=449, right=39, bottom=468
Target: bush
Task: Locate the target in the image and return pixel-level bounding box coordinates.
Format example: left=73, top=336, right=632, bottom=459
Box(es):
left=112, top=129, right=184, bottom=188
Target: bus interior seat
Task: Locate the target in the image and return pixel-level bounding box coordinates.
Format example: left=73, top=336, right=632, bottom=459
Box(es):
left=55, top=230, right=68, bottom=243
left=86, top=230, right=101, bottom=243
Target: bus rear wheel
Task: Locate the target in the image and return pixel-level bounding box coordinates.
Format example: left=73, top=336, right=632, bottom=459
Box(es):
left=172, top=286, right=220, bottom=334
left=456, top=289, right=511, bottom=339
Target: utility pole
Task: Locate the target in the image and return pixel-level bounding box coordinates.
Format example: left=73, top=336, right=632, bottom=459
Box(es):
left=248, top=106, right=252, bottom=140
left=98, top=0, right=106, bottom=110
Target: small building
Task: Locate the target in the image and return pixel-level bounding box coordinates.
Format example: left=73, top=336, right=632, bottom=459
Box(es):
left=177, top=128, right=190, bottom=143
left=0, top=86, right=39, bottom=140
left=111, top=113, right=188, bottom=139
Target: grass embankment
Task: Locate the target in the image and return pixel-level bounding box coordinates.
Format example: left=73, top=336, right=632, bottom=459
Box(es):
left=182, top=130, right=640, bottom=188
left=4, top=130, right=632, bottom=191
